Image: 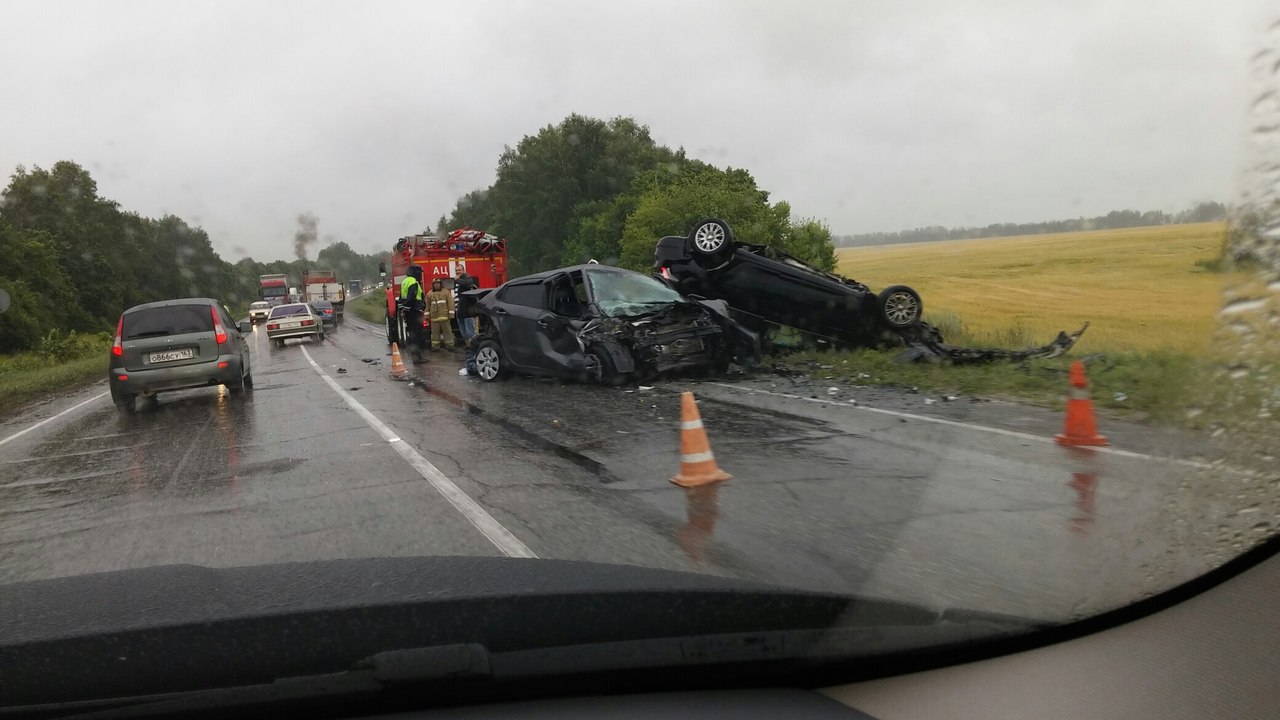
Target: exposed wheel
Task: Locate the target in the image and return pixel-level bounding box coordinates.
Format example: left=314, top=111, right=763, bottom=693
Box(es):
left=228, top=370, right=246, bottom=395
left=475, top=340, right=507, bottom=382
left=690, top=218, right=732, bottom=257
left=111, top=390, right=136, bottom=415
left=274, top=338, right=285, bottom=348
left=877, top=285, right=922, bottom=329
left=385, top=313, right=399, bottom=345
left=243, top=368, right=254, bottom=388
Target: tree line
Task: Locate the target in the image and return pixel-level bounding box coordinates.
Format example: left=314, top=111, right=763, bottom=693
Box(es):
left=836, top=202, right=1228, bottom=247
left=0, top=162, right=384, bottom=353
left=436, top=114, right=837, bottom=277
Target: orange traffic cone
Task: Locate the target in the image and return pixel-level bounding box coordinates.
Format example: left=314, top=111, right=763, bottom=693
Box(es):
left=1055, top=361, right=1108, bottom=446
left=672, top=391, right=732, bottom=487
left=389, top=342, right=407, bottom=380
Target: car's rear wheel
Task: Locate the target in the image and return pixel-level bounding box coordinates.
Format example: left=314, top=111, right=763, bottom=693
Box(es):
left=691, top=219, right=731, bottom=255
left=689, top=218, right=734, bottom=266
left=228, top=370, right=247, bottom=395
left=877, top=285, right=923, bottom=329
left=111, top=390, right=136, bottom=415
left=243, top=367, right=254, bottom=388
left=475, top=340, right=507, bottom=382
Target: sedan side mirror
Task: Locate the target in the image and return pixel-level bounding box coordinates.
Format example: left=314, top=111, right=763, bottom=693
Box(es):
left=237, top=320, right=252, bottom=333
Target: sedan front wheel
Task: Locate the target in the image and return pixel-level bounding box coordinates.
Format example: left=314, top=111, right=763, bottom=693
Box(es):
left=475, top=340, right=507, bottom=382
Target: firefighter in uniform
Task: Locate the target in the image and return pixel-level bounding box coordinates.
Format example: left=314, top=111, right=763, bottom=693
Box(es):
left=425, top=278, right=456, bottom=351
left=400, top=266, right=427, bottom=360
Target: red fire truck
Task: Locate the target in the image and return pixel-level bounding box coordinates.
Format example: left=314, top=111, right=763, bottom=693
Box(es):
left=381, top=227, right=508, bottom=345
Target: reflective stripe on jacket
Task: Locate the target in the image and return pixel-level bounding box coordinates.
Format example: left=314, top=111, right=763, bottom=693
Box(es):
left=425, top=290, right=454, bottom=321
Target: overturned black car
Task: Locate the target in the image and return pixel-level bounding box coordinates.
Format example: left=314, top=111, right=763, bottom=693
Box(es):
left=655, top=218, right=1086, bottom=363
left=656, top=218, right=923, bottom=348
left=460, top=264, right=757, bottom=383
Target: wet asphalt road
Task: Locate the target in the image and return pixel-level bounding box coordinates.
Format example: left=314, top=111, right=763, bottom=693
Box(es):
left=0, top=312, right=1247, bottom=621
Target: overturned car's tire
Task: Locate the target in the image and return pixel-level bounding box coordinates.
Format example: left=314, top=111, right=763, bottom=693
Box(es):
left=689, top=218, right=734, bottom=266
left=474, top=340, right=508, bottom=382
left=877, top=285, right=923, bottom=329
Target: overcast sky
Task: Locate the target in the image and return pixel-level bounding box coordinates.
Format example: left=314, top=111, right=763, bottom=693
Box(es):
left=0, top=0, right=1269, bottom=261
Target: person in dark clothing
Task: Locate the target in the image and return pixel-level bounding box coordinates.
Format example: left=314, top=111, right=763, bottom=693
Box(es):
left=399, top=266, right=428, bottom=361
left=455, top=271, right=477, bottom=342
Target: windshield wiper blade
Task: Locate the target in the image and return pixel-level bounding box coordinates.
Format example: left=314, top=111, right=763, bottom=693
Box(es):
left=33, top=620, right=1033, bottom=718
left=124, top=331, right=171, bottom=339
left=38, top=645, right=493, bottom=718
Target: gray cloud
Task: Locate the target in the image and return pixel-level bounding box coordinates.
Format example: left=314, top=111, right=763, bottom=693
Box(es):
left=0, top=0, right=1270, bottom=261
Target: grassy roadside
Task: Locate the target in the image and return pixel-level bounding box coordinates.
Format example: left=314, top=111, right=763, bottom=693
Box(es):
left=349, top=291, right=386, bottom=324
left=809, top=224, right=1248, bottom=427
left=776, top=346, right=1199, bottom=425
left=0, top=332, right=109, bottom=415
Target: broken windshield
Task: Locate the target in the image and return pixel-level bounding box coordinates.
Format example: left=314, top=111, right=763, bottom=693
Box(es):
left=586, top=269, right=685, bottom=317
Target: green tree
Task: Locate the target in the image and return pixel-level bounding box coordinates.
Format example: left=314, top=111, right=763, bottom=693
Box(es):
left=617, top=164, right=791, bottom=271
left=449, top=114, right=681, bottom=275
left=0, top=223, right=76, bottom=352
left=782, top=218, right=837, bottom=271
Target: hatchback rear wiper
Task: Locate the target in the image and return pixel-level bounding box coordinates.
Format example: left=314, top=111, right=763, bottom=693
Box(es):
left=124, top=331, right=172, bottom=339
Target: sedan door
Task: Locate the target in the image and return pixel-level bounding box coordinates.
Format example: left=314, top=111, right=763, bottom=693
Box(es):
left=492, top=281, right=550, bottom=369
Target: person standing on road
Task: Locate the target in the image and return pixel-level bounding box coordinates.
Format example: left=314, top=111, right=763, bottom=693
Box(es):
left=425, top=278, right=455, bottom=351
left=455, top=271, right=477, bottom=342
left=400, top=266, right=428, bottom=361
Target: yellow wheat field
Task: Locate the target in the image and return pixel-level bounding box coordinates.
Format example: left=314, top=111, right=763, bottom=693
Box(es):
left=837, top=223, right=1237, bottom=354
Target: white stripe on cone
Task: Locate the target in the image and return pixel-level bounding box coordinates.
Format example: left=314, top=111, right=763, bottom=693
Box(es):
left=681, top=419, right=704, bottom=430
left=682, top=451, right=716, bottom=464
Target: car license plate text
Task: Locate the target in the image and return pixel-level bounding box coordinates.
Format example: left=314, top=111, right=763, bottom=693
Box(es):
left=149, top=348, right=194, bottom=363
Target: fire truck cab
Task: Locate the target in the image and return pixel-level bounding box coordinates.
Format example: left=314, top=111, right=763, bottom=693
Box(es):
left=382, top=227, right=508, bottom=347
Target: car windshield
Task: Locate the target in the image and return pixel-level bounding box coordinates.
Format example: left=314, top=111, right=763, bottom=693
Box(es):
left=1, top=1, right=1276, bottom=712
left=268, top=304, right=309, bottom=318
left=586, top=269, right=685, bottom=316
left=122, top=305, right=212, bottom=339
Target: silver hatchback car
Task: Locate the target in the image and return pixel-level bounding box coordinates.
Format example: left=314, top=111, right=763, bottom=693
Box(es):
left=265, top=303, right=325, bottom=346
left=108, top=298, right=253, bottom=413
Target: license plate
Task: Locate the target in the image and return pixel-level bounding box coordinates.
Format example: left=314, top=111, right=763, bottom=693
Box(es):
left=282, top=321, right=301, bottom=329
left=149, top=348, right=194, bottom=363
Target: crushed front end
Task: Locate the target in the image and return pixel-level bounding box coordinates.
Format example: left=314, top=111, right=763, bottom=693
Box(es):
left=579, top=302, right=750, bottom=378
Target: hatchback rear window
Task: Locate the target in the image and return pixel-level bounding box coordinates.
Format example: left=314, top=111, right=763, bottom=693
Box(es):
left=269, top=305, right=310, bottom=318
left=122, top=305, right=213, bottom=339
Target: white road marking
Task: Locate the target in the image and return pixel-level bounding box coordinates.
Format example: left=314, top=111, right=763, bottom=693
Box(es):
left=705, top=382, right=1221, bottom=471
left=0, top=391, right=109, bottom=449
left=300, top=345, right=536, bottom=558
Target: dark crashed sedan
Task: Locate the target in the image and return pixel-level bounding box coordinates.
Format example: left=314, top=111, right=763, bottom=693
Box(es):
left=462, top=265, right=757, bottom=383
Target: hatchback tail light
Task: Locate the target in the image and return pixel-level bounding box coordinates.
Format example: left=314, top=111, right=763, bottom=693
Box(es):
left=267, top=323, right=279, bottom=330
left=111, top=316, right=124, bottom=356
left=301, top=319, right=315, bottom=326
left=211, top=305, right=228, bottom=345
